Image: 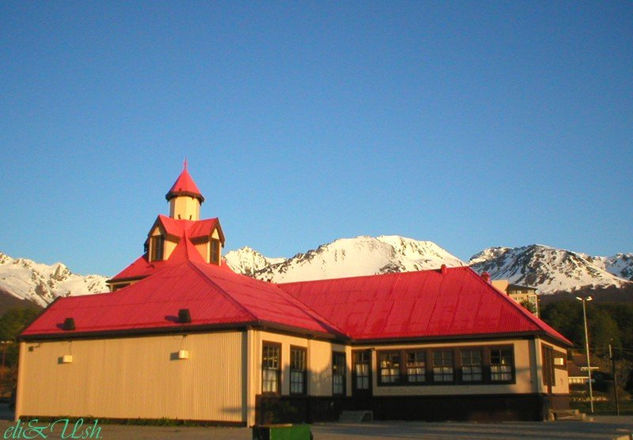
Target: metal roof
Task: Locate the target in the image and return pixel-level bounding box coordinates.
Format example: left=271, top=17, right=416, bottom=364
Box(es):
left=278, top=267, right=571, bottom=345
left=165, top=163, right=204, bottom=202
left=22, top=261, right=336, bottom=338
left=109, top=215, right=223, bottom=282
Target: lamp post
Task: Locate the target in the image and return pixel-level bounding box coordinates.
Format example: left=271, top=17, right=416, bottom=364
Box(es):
left=576, top=296, right=594, bottom=413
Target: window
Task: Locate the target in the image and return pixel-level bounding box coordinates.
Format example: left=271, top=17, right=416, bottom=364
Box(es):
left=332, top=352, right=346, bottom=395
left=490, top=347, right=514, bottom=382
left=406, top=350, right=426, bottom=383
left=262, top=342, right=281, bottom=394
left=149, top=235, right=164, bottom=262
left=379, top=352, right=401, bottom=384
left=461, top=349, right=483, bottom=382
left=290, top=346, right=307, bottom=395
left=433, top=350, right=454, bottom=383
left=374, top=345, right=517, bottom=387
left=210, top=238, right=221, bottom=265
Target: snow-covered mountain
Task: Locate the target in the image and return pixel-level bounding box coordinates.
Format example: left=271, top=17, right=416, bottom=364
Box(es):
left=0, top=252, right=108, bottom=306
left=469, top=245, right=632, bottom=294
left=2, top=240, right=630, bottom=304
left=583, top=253, right=633, bottom=281
left=223, top=247, right=285, bottom=277
left=225, top=235, right=464, bottom=283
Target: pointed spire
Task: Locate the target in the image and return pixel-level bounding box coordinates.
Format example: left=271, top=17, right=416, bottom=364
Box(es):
left=165, top=161, right=205, bottom=203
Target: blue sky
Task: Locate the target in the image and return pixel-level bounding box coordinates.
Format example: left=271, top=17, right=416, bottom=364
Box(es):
left=1, top=1, right=631, bottom=276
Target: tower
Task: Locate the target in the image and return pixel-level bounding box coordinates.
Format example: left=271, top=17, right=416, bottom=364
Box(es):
left=165, top=160, right=205, bottom=221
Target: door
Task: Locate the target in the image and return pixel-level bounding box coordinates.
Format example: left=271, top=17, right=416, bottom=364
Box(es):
left=542, top=344, right=554, bottom=394
left=352, top=349, right=372, bottom=398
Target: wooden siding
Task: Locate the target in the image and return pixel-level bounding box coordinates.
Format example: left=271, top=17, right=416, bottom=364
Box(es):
left=17, top=332, right=244, bottom=422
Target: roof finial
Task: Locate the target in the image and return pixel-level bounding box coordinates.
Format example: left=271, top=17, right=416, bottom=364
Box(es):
left=183, top=158, right=188, bottom=170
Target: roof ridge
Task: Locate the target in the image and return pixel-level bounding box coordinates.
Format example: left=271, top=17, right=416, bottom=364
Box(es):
left=466, top=267, right=572, bottom=345
left=188, top=261, right=259, bottom=322
left=278, top=265, right=468, bottom=287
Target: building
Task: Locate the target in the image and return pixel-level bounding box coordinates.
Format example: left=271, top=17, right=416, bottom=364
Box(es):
left=491, top=280, right=539, bottom=316
left=17, top=165, right=572, bottom=425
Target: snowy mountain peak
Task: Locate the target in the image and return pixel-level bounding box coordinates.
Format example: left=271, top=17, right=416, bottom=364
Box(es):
left=469, top=244, right=632, bottom=294
left=225, top=235, right=464, bottom=284
left=0, top=252, right=108, bottom=306
left=223, top=247, right=286, bottom=277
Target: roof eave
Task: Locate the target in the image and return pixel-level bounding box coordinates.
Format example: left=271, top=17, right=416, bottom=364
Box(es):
left=165, top=190, right=205, bottom=203
left=348, top=330, right=571, bottom=347
left=19, top=321, right=260, bottom=342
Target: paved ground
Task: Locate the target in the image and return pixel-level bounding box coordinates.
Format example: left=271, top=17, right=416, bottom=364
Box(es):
left=0, top=407, right=631, bottom=440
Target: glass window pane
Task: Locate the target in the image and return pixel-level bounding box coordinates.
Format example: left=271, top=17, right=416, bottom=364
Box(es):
left=490, top=348, right=514, bottom=382
left=461, top=349, right=483, bottom=382
left=379, top=352, right=401, bottom=384
left=433, top=351, right=454, bottom=382
left=406, top=350, right=425, bottom=383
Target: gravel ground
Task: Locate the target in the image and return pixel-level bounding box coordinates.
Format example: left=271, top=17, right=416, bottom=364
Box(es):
left=0, top=410, right=631, bottom=440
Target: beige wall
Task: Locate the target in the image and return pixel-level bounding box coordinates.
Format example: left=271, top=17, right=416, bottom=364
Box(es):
left=169, top=196, right=200, bottom=221
left=17, top=332, right=245, bottom=422
left=354, top=339, right=537, bottom=396
left=17, top=329, right=569, bottom=426
left=251, top=332, right=570, bottom=399
left=491, top=280, right=509, bottom=293
left=149, top=226, right=177, bottom=261
left=538, top=339, right=570, bottom=395
left=253, top=331, right=349, bottom=399
left=195, top=242, right=208, bottom=262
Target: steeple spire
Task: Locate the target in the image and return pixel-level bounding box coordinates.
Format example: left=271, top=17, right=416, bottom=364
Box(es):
left=166, top=161, right=204, bottom=220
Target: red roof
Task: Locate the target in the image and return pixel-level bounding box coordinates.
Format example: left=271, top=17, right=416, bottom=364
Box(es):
left=24, top=261, right=570, bottom=346
left=109, top=215, right=223, bottom=282
left=165, top=163, right=204, bottom=203
left=277, top=267, right=571, bottom=345
left=157, top=215, right=223, bottom=241
left=20, top=166, right=572, bottom=345
left=22, top=261, right=338, bottom=338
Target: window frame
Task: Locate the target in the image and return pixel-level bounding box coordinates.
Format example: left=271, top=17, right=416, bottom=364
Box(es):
left=210, top=238, right=221, bottom=265
left=378, top=351, right=402, bottom=385
left=149, top=235, right=165, bottom=262
left=262, top=341, right=282, bottom=395
left=489, top=346, right=516, bottom=384
left=459, top=348, right=484, bottom=384
left=405, top=349, right=426, bottom=384
left=432, top=349, right=455, bottom=384
left=375, top=344, right=517, bottom=387
left=289, top=345, right=307, bottom=395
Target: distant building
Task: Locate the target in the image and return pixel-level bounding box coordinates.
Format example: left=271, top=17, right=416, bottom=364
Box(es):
left=566, top=351, right=598, bottom=386
left=17, top=164, right=571, bottom=425
left=491, top=280, right=539, bottom=316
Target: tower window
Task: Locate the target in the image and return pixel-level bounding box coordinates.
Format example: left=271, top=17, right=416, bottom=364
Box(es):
left=210, top=238, right=221, bottom=265
left=150, top=235, right=164, bottom=262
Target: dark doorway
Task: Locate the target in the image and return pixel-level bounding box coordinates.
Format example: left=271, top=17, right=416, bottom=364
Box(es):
left=352, top=349, right=372, bottom=398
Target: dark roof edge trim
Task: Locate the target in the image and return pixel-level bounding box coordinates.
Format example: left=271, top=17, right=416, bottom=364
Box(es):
left=106, top=275, right=146, bottom=284
left=19, top=322, right=258, bottom=342
left=349, top=331, right=572, bottom=347
left=165, top=190, right=205, bottom=202
left=19, top=320, right=342, bottom=344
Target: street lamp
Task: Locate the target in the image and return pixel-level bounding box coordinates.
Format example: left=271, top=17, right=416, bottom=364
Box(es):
left=576, top=296, right=593, bottom=413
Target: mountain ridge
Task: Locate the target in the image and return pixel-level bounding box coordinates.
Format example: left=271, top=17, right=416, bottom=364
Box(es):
left=0, top=252, right=108, bottom=306
left=468, top=244, right=631, bottom=294
left=2, top=237, right=631, bottom=305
